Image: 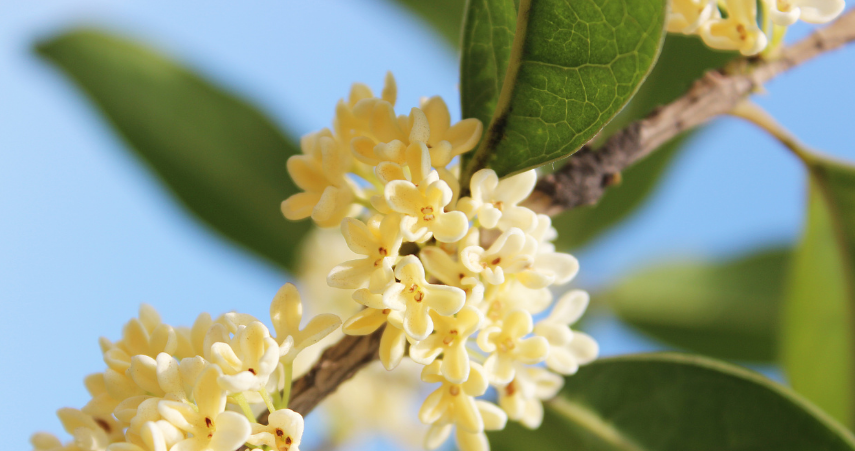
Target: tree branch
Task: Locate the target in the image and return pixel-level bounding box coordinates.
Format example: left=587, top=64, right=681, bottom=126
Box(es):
left=272, top=9, right=855, bottom=422
left=526, top=8, right=855, bottom=215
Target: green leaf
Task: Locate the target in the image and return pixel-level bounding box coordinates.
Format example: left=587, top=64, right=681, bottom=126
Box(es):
left=490, top=353, right=855, bottom=451
left=783, top=155, right=855, bottom=428
left=599, top=248, right=789, bottom=362
left=393, top=0, right=468, bottom=47
left=462, top=0, right=667, bottom=179
left=552, top=35, right=736, bottom=249
left=37, top=30, right=309, bottom=271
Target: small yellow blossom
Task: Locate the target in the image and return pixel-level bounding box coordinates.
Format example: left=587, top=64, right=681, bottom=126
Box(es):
left=458, top=169, right=537, bottom=231
left=409, top=305, right=483, bottom=383
left=384, top=171, right=469, bottom=243
left=477, top=309, right=549, bottom=385
left=248, top=409, right=304, bottom=451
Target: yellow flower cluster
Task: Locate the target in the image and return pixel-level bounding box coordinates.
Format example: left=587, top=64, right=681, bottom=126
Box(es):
left=30, top=286, right=340, bottom=451
left=282, top=74, right=598, bottom=451
left=668, top=0, right=844, bottom=55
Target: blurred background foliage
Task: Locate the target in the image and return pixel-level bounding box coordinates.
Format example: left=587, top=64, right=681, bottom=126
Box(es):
left=8, top=0, right=855, bottom=449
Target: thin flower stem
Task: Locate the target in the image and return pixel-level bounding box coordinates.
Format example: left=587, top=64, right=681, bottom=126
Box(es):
left=280, top=362, right=294, bottom=409
left=233, top=393, right=256, bottom=423
left=260, top=388, right=277, bottom=414
left=729, top=101, right=816, bottom=164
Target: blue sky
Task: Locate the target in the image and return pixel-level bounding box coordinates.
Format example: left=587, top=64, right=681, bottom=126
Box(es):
left=1, top=1, right=853, bottom=450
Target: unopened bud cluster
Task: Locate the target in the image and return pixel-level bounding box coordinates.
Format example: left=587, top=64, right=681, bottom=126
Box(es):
left=282, top=74, right=598, bottom=451
left=668, top=0, right=844, bottom=55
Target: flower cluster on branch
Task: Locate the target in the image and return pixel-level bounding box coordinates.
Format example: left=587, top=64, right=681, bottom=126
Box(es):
left=281, top=74, right=598, bottom=451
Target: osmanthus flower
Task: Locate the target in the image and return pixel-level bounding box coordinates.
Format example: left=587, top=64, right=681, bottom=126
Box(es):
left=248, top=409, right=304, bottom=451
left=667, top=0, right=719, bottom=34
left=419, top=361, right=491, bottom=435
left=419, top=246, right=484, bottom=305
left=699, top=0, right=767, bottom=55
left=333, top=72, right=397, bottom=149
left=342, top=288, right=408, bottom=370
left=458, top=169, right=538, bottom=232
left=383, top=255, right=467, bottom=340
left=425, top=400, right=507, bottom=451
left=104, top=421, right=169, bottom=451
left=460, top=228, right=536, bottom=286
left=158, top=365, right=252, bottom=451
left=174, top=313, right=214, bottom=360
left=498, top=365, right=564, bottom=429
left=409, top=305, right=483, bottom=383
left=763, top=0, right=845, bottom=25
left=268, top=283, right=342, bottom=364
left=101, top=305, right=178, bottom=373
left=477, top=309, right=549, bottom=385
left=326, top=214, right=403, bottom=291
left=56, top=408, right=111, bottom=451
left=208, top=321, right=281, bottom=393
left=281, top=129, right=358, bottom=228
left=534, top=290, right=599, bottom=375
left=481, top=279, right=552, bottom=326
left=80, top=374, right=124, bottom=443
left=418, top=96, right=483, bottom=170
left=384, top=171, right=469, bottom=243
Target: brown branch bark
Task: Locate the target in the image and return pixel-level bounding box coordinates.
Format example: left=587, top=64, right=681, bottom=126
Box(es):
left=527, top=8, right=855, bottom=216
left=265, top=10, right=855, bottom=424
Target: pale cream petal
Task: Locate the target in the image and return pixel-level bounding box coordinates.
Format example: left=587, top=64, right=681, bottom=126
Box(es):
left=209, top=342, right=242, bottom=373
left=430, top=141, right=454, bottom=168
left=484, top=353, right=515, bottom=385
left=270, top=283, right=302, bottom=342
left=550, top=290, right=589, bottom=325
left=441, top=345, right=470, bottom=384
left=351, top=136, right=379, bottom=165
left=476, top=326, right=501, bottom=353
left=339, top=217, right=375, bottom=255
left=121, top=318, right=150, bottom=357
left=190, top=313, right=213, bottom=357
left=497, top=205, right=537, bottom=232
left=311, top=185, right=353, bottom=228
left=31, top=432, right=62, bottom=450
left=569, top=331, right=599, bottom=365
left=494, top=170, right=537, bottom=205
left=446, top=118, right=483, bottom=156
left=421, top=360, right=444, bottom=383
left=426, top=284, right=466, bottom=316
left=453, top=395, right=484, bottom=433
left=477, top=400, right=508, bottom=431
left=382, top=283, right=407, bottom=311
left=478, top=204, right=502, bottom=229
left=534, top=321, right=573, bottom=346
left=268, top=409, right=304, bottom=447
left=418, top=388, right=447, bottom=424
left=469, top=169, right=498, bottom=203
left=155, top=353, right=182, bottom=397
left=170, top=437, right=207, bottom=451
left=520, top=398, right=544, bottom=429
left=530, top=367, right=564, bottom=399
left=408, top=107, right=430, bottom=144
left=424, top=423, right=453, bottom=450
left=295, top=314, right=341, bottom=350
left=281, top=192, right=322, bottom=221
left=375, top=140, right=407, bottom=164
left=156, top=401, right=197, bottom=433
left=217, top=371, right=257, bottom=393
left=349, top=83, right=374, bottom=105
left=432, top=210, right=469, bottom=243
left=385, top=181, right=425, bottom=217
left=382, top=71, right=397, bottom=106
left=422, top=96, right=451, bottom=147
left=326, top=258, right=374, bottom=289
left=409, top=335, right=444, bottom=365
left=516, top=269, right=554, bottom=289
left=403, top=301, right=432, bottom=341
left=375, top=161, right=407, bottom=184
left=796, top=0, right=845, bottom=23
left=406, top=141, right=432, bottom=184
left=371, top=101, right=406, bottom=143
left=352, top=288, right=387, bottom=310
left=193, top=365, right=226, bottom=418
left=319, top=136, right=349, bottom=181
left=179, top=356, right=207, bottom=397
left=342, top=309, right=386, bottom=336
left=128, top=355, right=162, bottom=395
left=535, top=252, right=580, bottom=285
left=103, top=368, right=144, bottom=400
left=504, top=309, right=534, bottom=339
left=209, top=411, right=251, bottom=451
left=286, top=156, right=327, bottom=193
left=515, top=336, right=550, bottom=364
left=456, top=430, right=489, bottom=451
left=379, top=324, right=407, bottom=370
left=463, top=363, right=489, bottom=396
left=499, top=386, right=524, bottom=420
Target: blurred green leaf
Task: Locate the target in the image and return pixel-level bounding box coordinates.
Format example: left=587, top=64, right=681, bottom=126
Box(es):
left=783, top=155, right=855, bottom=428
left=393, top=0, right=467, bottom=47
left=599, top=248, right=789, bottom=362
left=553, top=36, right=736, bottom=250
left=490, top=353, right=855, bottom=451
left=37, top=30, right=309, bottom=271
left=463, top=0, right=667, bottom=178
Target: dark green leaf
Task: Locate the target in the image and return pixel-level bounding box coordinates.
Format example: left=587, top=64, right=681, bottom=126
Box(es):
left=599, top=248, right=789, bottom=362
left=552, top=36, right=736, bottom=249
left=37, top=30, right=309, bottom=271
left=783, top=155, right=855, bottom=428
left=463, top=0, right=667, bottom=179
left=393, top=0, right=467, bottom=47
left=490, top=353, right=855, bottom=451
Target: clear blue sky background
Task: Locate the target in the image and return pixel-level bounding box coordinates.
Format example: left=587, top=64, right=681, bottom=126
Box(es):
left=1, top=1, right=853, bottom=450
